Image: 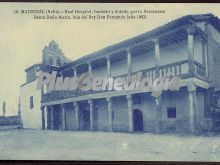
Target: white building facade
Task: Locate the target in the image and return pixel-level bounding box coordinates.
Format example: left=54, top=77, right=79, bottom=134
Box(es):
left=20, top=64, right=42, bottom=129
left=21, top=14, right=220, bottom=134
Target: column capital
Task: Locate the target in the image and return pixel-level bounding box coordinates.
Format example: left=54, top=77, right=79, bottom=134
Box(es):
left=153, top=38, right=159, bottom=44
left=88, top=99, right=93, bottom=104
left=72, top=66, right=77, bottom=71
left=187, top=83, right=196, bottom=92
left=87, top=60, right=92, bottom=65
left=73, top=65, right=78, bottom=70
left=187, top=25, right=196, bottom=34
left=61, top=103, right=65, bottom=109
left=106, top=97, right=111, bottom=102
left=126, top=47, right=131, bottom=54
left=202, top=37, right=208, bottom=43
left=105, top=55, right=110, bottom=60
left=73, top=102, right=78, bottom=107
left=155, top=97, right=161, bottom=106
left=126, top=94, right=132, bottom=101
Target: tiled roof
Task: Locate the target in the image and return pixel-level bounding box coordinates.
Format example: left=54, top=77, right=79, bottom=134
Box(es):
left=59, top=13, right=220, bottom=70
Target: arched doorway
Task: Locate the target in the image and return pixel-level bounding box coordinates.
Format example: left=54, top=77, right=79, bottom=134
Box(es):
left=133, top=109, right=143, bottom=132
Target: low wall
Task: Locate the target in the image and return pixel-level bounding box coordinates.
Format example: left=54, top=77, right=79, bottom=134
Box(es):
left=0, top=116, right=21, bottom=126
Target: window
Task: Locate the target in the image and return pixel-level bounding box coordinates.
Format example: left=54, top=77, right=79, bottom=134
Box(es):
left=167, top=107, right=176, bottom=118
left=30, top=96, right=34, bottom=109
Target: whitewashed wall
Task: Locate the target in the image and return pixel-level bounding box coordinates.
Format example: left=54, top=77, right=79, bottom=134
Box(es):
left=20, top=79, right=42, bottom=129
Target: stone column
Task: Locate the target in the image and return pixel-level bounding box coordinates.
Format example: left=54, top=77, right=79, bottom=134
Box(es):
left=187, top=26, right=196, bottom=75
left=50, top=106, right=54, bottom=130
left=41, top=106, right=45, bottom=130
left=73, top=67, right=77, bottom=77
left=88, top=99, right=94, bottom=131
left=74, top=102, right=80, bottom=130
left=106, top=56, right=111, bottom=77
left=126, top=48, right=132, bottom=76
left=188, top=84, right=197, bottom=133
left=204, top=23, right=209, bottom=77
left=61, top=104, right=66, bottom=130
left=155, top=97, right=162, bottom=133
left=154, top=39, right=162, bottom=133
left=154, top=39, right=160, bottom=78
left=127, top=94, right=133, bottom=132
left=202, top=39, right=208, bottom=76
left=45, top=106, right=48, bottom=129
left=107, top=97, right=113, bottom=132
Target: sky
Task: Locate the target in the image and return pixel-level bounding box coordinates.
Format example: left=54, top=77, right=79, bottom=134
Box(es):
left=0, top=3, right=220, bottom=116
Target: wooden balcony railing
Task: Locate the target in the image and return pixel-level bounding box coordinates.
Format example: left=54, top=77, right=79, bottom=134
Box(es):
left=194, top=61, right=206, bottom=77
left=41, top=60, right=206, bottom=103
left=131, top=60, right=190, bottom=80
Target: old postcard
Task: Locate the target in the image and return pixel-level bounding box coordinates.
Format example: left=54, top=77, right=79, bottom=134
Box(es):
left=0, top=3, right=220, bottom=161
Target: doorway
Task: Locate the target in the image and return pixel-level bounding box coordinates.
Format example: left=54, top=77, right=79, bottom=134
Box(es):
left=133, top=109, right=143, bottom=132
left=53, top=108, right=62, bottom=130
left=82, top=110, right=90, bottom=130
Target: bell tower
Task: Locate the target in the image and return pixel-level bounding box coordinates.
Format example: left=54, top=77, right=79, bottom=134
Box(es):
left=42, top=40, right=70, bottom=67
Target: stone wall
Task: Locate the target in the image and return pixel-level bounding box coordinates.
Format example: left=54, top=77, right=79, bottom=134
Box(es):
left=207, top=24, right=220, bottom=89
left=0, top=116, right=21, bottom=126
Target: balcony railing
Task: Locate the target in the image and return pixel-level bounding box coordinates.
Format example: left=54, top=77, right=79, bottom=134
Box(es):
left=194, top=61, right=206, bottom=77
left=42, top=60, right=206, bottom=103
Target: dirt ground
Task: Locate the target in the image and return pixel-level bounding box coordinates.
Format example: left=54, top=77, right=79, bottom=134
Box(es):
left=0, top=129, right=220, bottom=161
